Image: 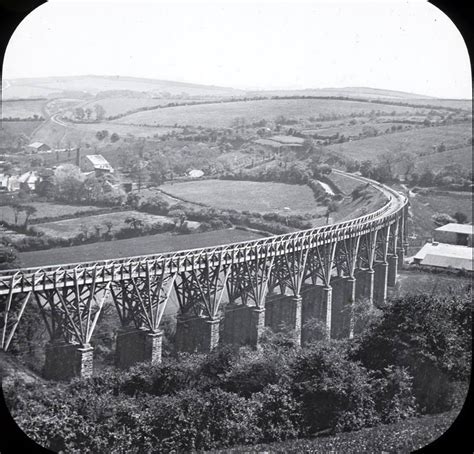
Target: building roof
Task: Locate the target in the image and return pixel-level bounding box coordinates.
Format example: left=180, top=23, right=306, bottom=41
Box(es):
left=269, top=135, right=305, bottom=145
left=421, top=254, right=473, bottom=271
left=85, top=155, right=114, bottom=171
left=254, top=139, right=282, bottom=148
left=435, top=223, right=473, bottom=235
left=18, top=171, right=39, bottom=184
left=188, top=169, right=204, bottom=178
left=28, top=142, right=50, bottom=149
left=413, top=242, right=473, bottom=272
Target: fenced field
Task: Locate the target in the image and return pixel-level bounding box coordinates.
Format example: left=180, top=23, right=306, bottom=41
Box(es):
left=17, top=228, right=265, bottom=267
left=115, top=98, right=421, bottom=128
left=160, top=179, right=323, bottom=215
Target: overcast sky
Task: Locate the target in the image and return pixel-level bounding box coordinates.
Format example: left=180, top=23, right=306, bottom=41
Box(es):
left=2, top=0, right=472, bottom=98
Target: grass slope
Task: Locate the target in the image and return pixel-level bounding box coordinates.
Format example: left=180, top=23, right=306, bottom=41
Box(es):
left=212, top=409, right=461, bottom=453
left=32, top=211, right=177, bottom=239
left=0, top=202, right=104, bottom=225
left=415, top=146, right=472, bottom=172
left=17, top=228, right=265, bottom=268
left=407, top=191, right=472, bottom=253
left=1, top=99, right=46, bottom=119
left=116, top=98, right=421, bottom=128
left=326, top=123, right=472, bottom=161
left=160, top=179, right=323, bottom=215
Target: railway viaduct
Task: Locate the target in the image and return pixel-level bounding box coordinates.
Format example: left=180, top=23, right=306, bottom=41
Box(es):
left=0, top=171, right=409, bottom=380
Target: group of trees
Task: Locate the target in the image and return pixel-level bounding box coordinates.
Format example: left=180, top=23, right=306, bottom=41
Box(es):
left=73, top=104, right=106, bottom=122
left=5, top=285, right=471, bottom=452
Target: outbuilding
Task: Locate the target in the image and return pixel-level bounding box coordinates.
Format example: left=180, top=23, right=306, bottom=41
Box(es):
left=433, top=223, right=473, bottom=247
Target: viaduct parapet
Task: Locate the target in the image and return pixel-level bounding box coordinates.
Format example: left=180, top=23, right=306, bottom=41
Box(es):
left=0, top=171, right=409, bottom=380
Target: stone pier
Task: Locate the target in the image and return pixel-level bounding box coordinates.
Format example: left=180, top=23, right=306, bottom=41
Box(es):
left=374, top=261, right=388, bottom=305
left=301, top=284, right=332, bottom=343
left=355, top=268, right=374, bottom=303
left=115, top=327, right=163, bottom=369
left=175, top=315, right=220, bottom=353
left=43, top=342, right=94, bottom=381
left=397, top=248, right=405, bottom=271
left=222, top=304, right=265, bottom=347
left=265, top=294, right=302, bottom=345
left=387, top=254, right=399, bottom=287
left=330, top=277, right=356, bottom=339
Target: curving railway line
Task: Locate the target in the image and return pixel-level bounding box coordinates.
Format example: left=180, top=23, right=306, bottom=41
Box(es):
left=0, top=171, right=409, bottom=380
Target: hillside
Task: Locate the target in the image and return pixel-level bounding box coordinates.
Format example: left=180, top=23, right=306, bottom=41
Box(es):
left=114, top=98, right=423, bottom=128
left=326, top=122, right=472, bottom=162
left=2, top=75, right=245, bottom=100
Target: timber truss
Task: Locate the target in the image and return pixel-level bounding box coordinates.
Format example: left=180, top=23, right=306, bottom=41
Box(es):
left=0, top=172, right=409, bottom=350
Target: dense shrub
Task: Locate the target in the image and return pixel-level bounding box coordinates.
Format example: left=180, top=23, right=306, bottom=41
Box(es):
left=143, top=389, right=260, bottom=452
left=4, top=287, right=470, bottom=451
left=253, top=383, right=302, bottom=442
left=291, top=343, right=380, bottom=434
left=352, top=290, right=472, bottom=413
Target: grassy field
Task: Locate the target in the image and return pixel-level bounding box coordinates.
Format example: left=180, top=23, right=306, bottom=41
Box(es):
left=32, top=210, right=179, bottom=239
left=0, top=202, right=104, bottom=225
left=407, top=191, right=472, bottom=253
left=17, top=228, right=265, bottom=267
left=74, top=97, right=211, bottom=118
left=415, top=146, right=472, bottom=172
left=160, top=179, right=323, bottom=215
left=70, top=121, right=179, bottom=137
left=216, top=409, right=461, bottom=454
left=116, top=98, right=421, bottom=128
left=1, top=99, right=47, bottom=119
left=393, top=270, right=471, bottom=297
left=32, top=119, right=180, bottom=146
left=326, top=123, right=472, bottom=162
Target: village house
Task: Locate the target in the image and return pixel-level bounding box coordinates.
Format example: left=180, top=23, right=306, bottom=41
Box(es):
left=81, top=154, right=114, bottom=176
left=18, top=171, right=41, bottom=191
left=27, top=142, right=51, bottom=154
left=0, top=174, right=20, bottom=192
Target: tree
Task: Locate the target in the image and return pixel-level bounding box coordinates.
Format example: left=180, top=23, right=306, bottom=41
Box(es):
left=432, top=213, right=456, bottom=227
left=168, top=209, right=187, bottom=228
left=124, top=216, right=144, bottom=231
left=95, top=130, right=109, bottom=141
left=325, top=201, right=339, bottom=224
left=9, top=203, right=25, bottom=225
left=452, top=212, right=467, bottom=224
left=23, top=205, right=37, bottom=229
left=397, top=152, right=416, bottom=182
left=85, top=107, right=93, bottom=121
left=104, top=220, right=114, bottom=237
left=110, top=132, right=120, bottom=143
left=0, top=242, right=19, bottom=270
left=94, top=104, right=106, bottom=121
left=74, top=107, right=85, bottom=121
left=54, top=164, right=86, bottom=202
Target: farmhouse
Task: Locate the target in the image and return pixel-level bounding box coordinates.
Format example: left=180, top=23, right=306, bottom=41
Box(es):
left=82, top=154, right=114, bottom=175
left=254, top=135, right=305, bottom=151
left=18, top=171, right=40, bottom=191
left=27, top=142, right=51, bottom=154
left=0, top=174, right=20, bottom=192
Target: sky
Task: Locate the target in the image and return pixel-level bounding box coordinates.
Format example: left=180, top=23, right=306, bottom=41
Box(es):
left=2, top=0, right=472, bottom=98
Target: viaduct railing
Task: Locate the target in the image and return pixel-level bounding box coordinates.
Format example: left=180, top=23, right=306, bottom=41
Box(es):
left=0, top=171, right=409, bottom=380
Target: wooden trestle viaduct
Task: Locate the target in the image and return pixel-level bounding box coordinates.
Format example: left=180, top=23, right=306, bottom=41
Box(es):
left=0, top=171, right=409, bottom=380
